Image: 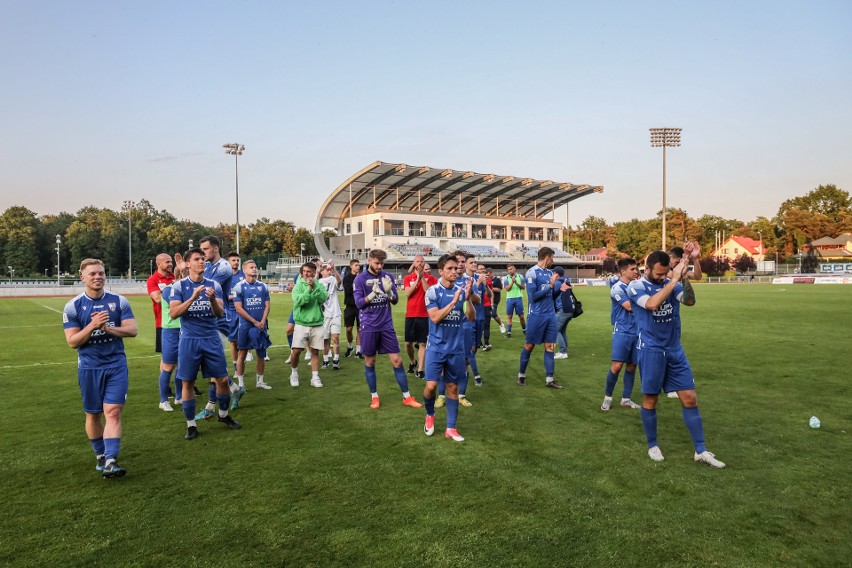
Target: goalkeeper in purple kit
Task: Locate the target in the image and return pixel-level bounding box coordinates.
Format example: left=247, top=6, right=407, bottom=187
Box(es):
left=353, top=249, right=423, bottom=410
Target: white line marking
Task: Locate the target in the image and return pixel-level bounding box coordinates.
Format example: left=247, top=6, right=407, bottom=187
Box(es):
left=40, top=304, right=63, bottom=313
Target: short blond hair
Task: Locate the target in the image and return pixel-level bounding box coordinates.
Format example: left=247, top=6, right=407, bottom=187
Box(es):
left=79, top=258, right=104, bottom=273
left=241, top=259, right=256, bottom=270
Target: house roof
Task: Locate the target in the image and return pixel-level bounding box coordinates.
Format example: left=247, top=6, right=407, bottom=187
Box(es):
left=587, top=247, right=608, bottom=258
left=729, top=236, right=763, bottom=254
left=815, top=248, right=852, bottom=258
left=811, top=236, right=842, bottom=246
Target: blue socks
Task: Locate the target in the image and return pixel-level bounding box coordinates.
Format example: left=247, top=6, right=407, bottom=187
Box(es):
left=365, top=365, right=377, bottom=393
left=446, top=397, right=459, bottom=428
left=682, top=406, right=707, bottom=454
left=458, top=371, right=469, bottom=396
left=287, top=333, right=293, bottom=347
left=519, top=348, right=531, bottom=375
left=543, top=351, right=555, bottom=377
left=182, top=399, right=196, bottom=421
left=158, top=370, right=171, bottom=403
left=641, top=408, right=658, bottom=448
left=103, top=437, right=120, bottom=461
left=207, top=384, right=216, bottom=404
left=89, top=437, right=105, bottom=457
left=605, top=370, right=619, bottom=397
left=622, top=370, right=636, bottom=399
left=174, top=377, right=183, bottom=400
left=393, top=365, right=409, bottom=393
left=216, top=393, right=230, bottom=415
left=437, top=381, right=446, bottom=396
left=424, top=396, right=436, bottom=417
left=468, top=351, right=480, bottom=376
left=507, top=324, right=512, bottom=333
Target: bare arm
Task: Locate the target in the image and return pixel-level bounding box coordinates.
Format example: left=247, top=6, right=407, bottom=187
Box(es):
left=64, top=311, right=108, bottom=349
left=404, top=275, right=421, bottom=298
left=103, top=318, right=138, bottom=338
left=149, top=290, right=162, bottom=304
left=680, top=274, right=696, bottom=306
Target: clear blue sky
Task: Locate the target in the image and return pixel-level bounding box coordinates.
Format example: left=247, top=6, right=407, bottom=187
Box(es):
left=3, top=1, right=850, bottom=231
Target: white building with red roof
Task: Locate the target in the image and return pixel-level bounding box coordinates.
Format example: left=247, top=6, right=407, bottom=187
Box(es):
left=710, top=236, right=765, bottom=261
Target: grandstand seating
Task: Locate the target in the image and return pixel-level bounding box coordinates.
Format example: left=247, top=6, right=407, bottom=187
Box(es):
left=388, top=243, right=445, bottom=257
left=451, top=244, right=510, bottom=258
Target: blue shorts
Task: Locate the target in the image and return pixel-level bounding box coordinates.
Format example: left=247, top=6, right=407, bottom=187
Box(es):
left=638, top=347, right=695, bottom=394
left=524, top=313, right=557, bottom=345
left=177, top=336, right=228, bottom=381
left=424, top=350, right=466, bottom=384
left=161, top=328, right=180, bottom=365
left=611, top=333, right=638, bottom=365
left=227, top=308, right=240, bottom=342
left=216, top=316, right=230, bottom=337
left=506, top=297, right=524, bottom=317
left=237, top=325, right=268, bottom=357
left=78, top=365, right=128, bottom=414
left=288, top=310, right=295, bottom=325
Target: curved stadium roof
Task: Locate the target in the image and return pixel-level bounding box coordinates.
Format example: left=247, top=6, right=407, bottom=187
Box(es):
left=315, top=161, right=603, bottom=231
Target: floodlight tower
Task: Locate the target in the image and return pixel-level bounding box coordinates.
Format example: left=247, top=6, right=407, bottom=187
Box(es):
left=123, top=200, right=135, bottom=280
left=55, top=234, right=62, bottom=285
left=650, top=127, right=682, bottom=250
left=223, top=143, right=246, bottom=254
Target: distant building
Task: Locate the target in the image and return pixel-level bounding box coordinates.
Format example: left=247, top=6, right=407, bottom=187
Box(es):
left=710, top=236, right=765, bottom=262
left=312, top=161, right=605, bottom=269
left=809, top=233, right=852, bottom=259
left=586, top=247, right=609, bottom=260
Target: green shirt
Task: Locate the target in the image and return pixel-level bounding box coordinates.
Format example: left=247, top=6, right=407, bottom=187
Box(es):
left=161, top=285, right=181, bottom=329
left=292, top=279, right=328, bottom=327
left=504, top=274, right=525, bottom=299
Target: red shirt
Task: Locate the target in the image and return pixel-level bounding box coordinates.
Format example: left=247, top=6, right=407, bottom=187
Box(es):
left=403, top=272, right=438, bottom=318
left=146, top=271, right=176, bottom=327
left=483, top=277, right=493, bottom=308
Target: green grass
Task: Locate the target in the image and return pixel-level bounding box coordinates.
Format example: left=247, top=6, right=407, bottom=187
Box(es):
left=1, top=284, right=850, bottom=567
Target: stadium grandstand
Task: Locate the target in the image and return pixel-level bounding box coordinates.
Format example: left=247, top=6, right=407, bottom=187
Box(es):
left=308, top=161, right=604, bottom=274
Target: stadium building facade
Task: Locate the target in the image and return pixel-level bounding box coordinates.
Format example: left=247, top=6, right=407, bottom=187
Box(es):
left=313, top=161, right=603, bottom=273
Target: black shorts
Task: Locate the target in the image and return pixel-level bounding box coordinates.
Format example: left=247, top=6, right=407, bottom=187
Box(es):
left=155, top=327, right=163, bottom=353
left=343, top=305, right=360, bottom=328
left=492, top=293, right=501, bottom=308
left=405, top=317, right=429, bottom=343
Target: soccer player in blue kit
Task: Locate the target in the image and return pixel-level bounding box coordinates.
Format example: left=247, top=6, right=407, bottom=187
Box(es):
left=63, top=259, right=138, bottom=478
left=170, top=248, right=242, bottom=440
left=628, top=251, right=725, bottom=468
left=353, top=248, right=422, bottom=410
left=422, top=254, right=475, bottom=442
left=517, top=247, right=565, bottom=389
left=196, top=236, right=245, bottom=419
left=601, top=257, right=641, bottom=411
left=232, top=259, right=272, bottom=390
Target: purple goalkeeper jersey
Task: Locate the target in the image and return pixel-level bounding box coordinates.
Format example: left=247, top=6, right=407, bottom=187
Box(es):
left=353, top=269, right=398, bottom=333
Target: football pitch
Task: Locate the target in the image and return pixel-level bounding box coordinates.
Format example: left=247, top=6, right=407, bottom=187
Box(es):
left=1, top=284, right=850, bottom=567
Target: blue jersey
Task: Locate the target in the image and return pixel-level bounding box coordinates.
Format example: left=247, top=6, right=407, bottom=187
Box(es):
left=233, top=279, right=270, bottom=327
left=63, top=291, right=134, bottom=369
left=608, top=275, right=621, bottom=324
left=627, top=276, right=684, bottom=351
left=610, top=280, right=636, bottom=335
left=425, top=283, right=468, bottom=354
left=225, top=270, right=246, bottom=310
left=170, top=277, right=224, bottom=339
left=204, top=258, right=233, bottom=301
left=525, top=266, right=557, bottom=316
left=457, top=273, right=484, bottom=324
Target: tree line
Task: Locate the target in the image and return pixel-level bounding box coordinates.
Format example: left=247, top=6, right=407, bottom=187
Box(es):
left=0, top=184, right=847, bottom=278
left=0, top=199, right=320, bottom=278
left=567, top=184, right=850, bottom=274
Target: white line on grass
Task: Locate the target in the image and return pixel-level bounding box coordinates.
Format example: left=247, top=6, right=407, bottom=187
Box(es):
left=1, top=345, right=289, bottom=370
left=0, top=323, right=63, bottom=329
left=40, top=304, right=63, bottom=313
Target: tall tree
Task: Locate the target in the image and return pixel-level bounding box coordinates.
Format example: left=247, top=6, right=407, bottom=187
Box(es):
left=0, top=206, right=40, bottom=276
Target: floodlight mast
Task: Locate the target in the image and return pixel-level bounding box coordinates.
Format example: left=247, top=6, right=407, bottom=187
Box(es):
left=122, top=200, right=135, bottom=279
left=649, top=127, right=682, bottom=250
left=223, top=143, right=246, bottom=254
